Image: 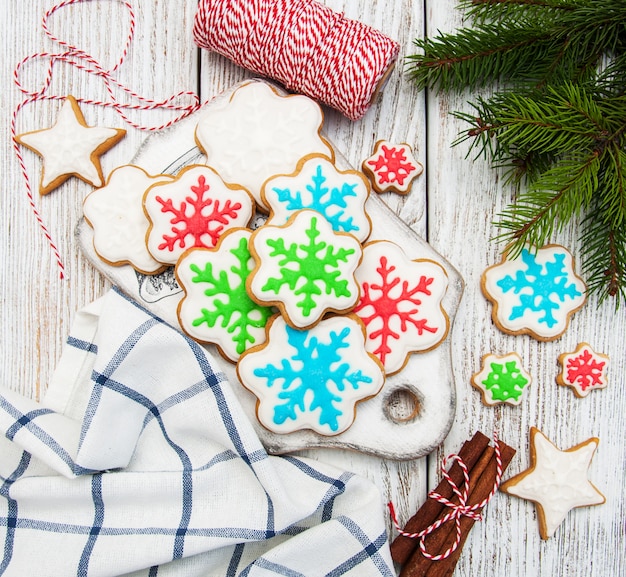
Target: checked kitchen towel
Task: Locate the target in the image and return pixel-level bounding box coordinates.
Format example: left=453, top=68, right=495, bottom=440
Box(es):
left=0, top=288, right=395, bottom=576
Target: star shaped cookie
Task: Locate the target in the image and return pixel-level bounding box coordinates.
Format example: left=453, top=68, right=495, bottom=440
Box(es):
left=16, top=95, right=126, bottom=195
left=500, top=427, right=605, bottom=539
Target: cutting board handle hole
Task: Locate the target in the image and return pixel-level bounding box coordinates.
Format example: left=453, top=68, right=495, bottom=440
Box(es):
left=383, top=387, right=421, bottom=423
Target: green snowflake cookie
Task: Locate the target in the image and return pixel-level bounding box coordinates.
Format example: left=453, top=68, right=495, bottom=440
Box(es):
left=471, top=352, right=531, bottom=406
left=248, top=209, right=363, bottom=329
left=176, top=228, right=274, bottom=362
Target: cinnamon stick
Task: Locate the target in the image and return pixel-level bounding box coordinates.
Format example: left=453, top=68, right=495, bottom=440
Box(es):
left=401, top=440, right=516, bottom=577
left=391, top=431, right=491, bottom=565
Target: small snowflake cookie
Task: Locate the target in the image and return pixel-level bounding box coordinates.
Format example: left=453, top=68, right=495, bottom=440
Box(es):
left=16, top=95, right=126, bottom=195
left=176, top=228, right=274, bottom=362
left=248, top=209, right=362, bottom=329
left=361, top=140, right=423, bottom=194
left=557, top=342, right=609, bottom=398
left=144, top=164, right=254, bottom=266
left=195, top=80, right=334, bottom=210
left=83, top=165, right=174, bottom=274
left=482, top=244, right=586, bottom=341
left=237, top=314, right=385, bottom=435
left=353, top=240, right=449, bottom=374
left=471, top=352, right=531, bottom=406
left=261, top=154, right=372, bottom=243
left=500, top=427, right=605, bottom=539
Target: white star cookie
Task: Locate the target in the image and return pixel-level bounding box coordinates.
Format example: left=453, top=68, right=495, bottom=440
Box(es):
left=501, top=427, right=605, bottom=539
left=16, top=95, right=126, bottom=195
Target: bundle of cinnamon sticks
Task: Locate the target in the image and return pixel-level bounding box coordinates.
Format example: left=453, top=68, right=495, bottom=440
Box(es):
left=390, top=431, right=516, bottom=577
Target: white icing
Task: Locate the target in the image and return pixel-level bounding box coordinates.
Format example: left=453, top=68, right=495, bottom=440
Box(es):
left=363, top=141, right=423, bottom=193
left=83, top=165, right=173, bottom=273
left=558, top=343, right=609, bottom=397
left=353, top=241, right=449, bottom=374
left=471, top=352, right=531, bottom=406
left=195, top=81, right=333, bottom=209
left=237, top=315, right=384, bottom=435
left=248, top=210, right=362, bottom=329
left=482, top=245, right=586, bottom=340
left=263, top=155, right=372, bottom=243
left=503, top=430, right=605, bottom=539
left=144, top=164, right=254, bottom=265
left=17, top=96, right=123, bottom=191
left=176, top=229, right=270, bottom=362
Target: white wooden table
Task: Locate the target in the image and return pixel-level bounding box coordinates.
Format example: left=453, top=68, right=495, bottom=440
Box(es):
left=1, top=1, right=624, bottom=575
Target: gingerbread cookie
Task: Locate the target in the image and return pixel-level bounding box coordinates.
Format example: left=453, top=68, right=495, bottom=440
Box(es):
left=352, top=240, right=449, bottom=374
left=362, top=140, right=423, bottom=194
left=248, top=210, right=362, bottom=329
left=176, top=228, right=274, bottom=362
left=16, top=95, right=126, bottom=195
left=195, top=81, right=333, bottom=210
left=262, top=154, right=372, bottom=243
left=144, top=164, right=254, bottom=266
left=500, top=427, right=605, bottom=539
left=471, top=352, right=531, bottom=406
left=237, top=314, right=384, bottom=435
left=482, top=244, right=586, bottom=341
left=557, top=342, right=609, bottom=398
left=83, top=165, right=174, bottom=274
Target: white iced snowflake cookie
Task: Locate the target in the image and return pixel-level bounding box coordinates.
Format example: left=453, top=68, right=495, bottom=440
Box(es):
left=248, top=210, right=362, bottom=329
left=471, top=352, right=531, bottom=406
left=482, top=244, right=586, bottom=341
left=353, top=240, right=449, bottom=375
left=237, top=314, right=385, bottom=435
left=261, top=154, right=372, bottom=243
left=16, top=95, right=125, bottom=195
left=176, top=228, right=274, bottom=362
left=557, top=342, right=609, bottom=398
left=501, top=427, right=605, bottom=539
left=144, top=164, right=254, bottom=266
left=361, top=140, right=423, bottom=194
left=195, top=81, right=334, bottom=210
left=83, top=165, right=174, bottom=274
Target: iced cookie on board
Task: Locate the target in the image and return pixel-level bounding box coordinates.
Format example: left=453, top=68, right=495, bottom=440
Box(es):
left=500, top=427, right=605, bottom=539
left=237, top=314, right=384, bottom=436
left=83, top=165, right=174, bottom=275
left=144, top=164, right=254, bottom=266
left=248, top=210, right=362, bottom=329
left=361, top=140, right=423, bottom=194
left=176, top=229, right=274, bottom=363
left=353, top=240, right=449, bottom=375
left=195, top=81, right=334, bottom=210
left=471, top=352, right=531, bottom=406
left=261, top=154, right=372, bottom=243
left=557, top=342, right=609, bottom=398
left=16, top=95, right=126, bottom=195
left=481, top=244, right=586, bottom=341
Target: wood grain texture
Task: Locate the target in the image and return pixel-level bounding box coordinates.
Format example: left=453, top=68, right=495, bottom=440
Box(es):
left=1, top=1, right=624, bottom=575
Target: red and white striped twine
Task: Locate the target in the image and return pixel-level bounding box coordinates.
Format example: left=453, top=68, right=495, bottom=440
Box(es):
left=12, top=0, right=205, bottom=279
left=193, top=0, right=400, bottom=122
left=388, top=433, right=504, bottom=561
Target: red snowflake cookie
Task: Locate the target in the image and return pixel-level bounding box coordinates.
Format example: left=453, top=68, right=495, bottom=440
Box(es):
left=144, top=164, right=254, bottom=265
left=362, top=140, right=423, bottom=194
left=557, top=342, right=609, bottom=398
left=353, top=240, right=449, bottom=374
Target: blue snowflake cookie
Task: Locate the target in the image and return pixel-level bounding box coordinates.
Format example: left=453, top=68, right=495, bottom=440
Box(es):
left=261, top=155, right=372, bottom=243
left=482, top=244, right=586, bottom=340
left=237, top=314, right=385, bottom=435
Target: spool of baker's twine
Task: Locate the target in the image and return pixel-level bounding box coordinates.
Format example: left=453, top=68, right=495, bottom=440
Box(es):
left=193, top=0, right=400, bottom=121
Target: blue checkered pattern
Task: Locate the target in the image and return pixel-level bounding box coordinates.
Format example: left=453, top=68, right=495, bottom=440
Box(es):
left=0, top=289, right=395, bottom=576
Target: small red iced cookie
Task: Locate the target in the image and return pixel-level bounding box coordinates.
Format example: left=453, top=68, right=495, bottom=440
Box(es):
left=144, top=164, right=254, bottom=266
left=557, top=342, right=609, bottom=398
left=353, top=240, right=449, bottom=375
left=16, top=95, right=125, bottom=195
left=248, top=209, right=362, bottom=329
left=362, top=140, right=423, bottom=194
left=237, top=314, right=384, bottom=435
